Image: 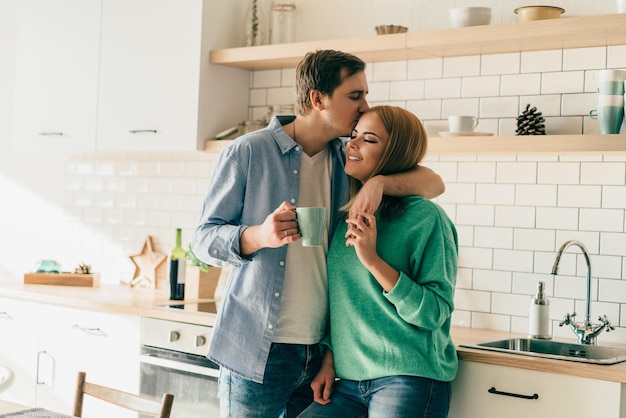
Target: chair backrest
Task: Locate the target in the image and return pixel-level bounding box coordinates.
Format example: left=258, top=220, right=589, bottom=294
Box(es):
left=73, top=371, right=174, bottom=418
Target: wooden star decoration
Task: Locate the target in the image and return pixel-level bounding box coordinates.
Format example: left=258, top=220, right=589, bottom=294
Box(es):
left=129, top=235, right=166, bottom=288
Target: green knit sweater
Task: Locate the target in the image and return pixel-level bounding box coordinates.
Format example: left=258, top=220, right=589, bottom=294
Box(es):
left=325, top=196, right=458, bottom=382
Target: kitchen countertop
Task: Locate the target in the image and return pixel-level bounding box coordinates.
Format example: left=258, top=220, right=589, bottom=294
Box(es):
left=2, top=282, right=626, bottom=383
left=0, top=282, right=217, bottom=326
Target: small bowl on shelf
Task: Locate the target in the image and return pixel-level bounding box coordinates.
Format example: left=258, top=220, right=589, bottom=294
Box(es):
left=449, top=7, right=492, bottom=28
left=375, top=25, right=408, bottom=35
left=514, top=5, right=565, bottom=22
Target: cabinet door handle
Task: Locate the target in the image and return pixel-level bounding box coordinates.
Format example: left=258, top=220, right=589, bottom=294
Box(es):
left=36, top=351, right=53, bottom=385
left=129, top=129, right=157, bottom=134
left=488, top=386, right=539, bottom=400
left=38, top=132, right=64, bottom=136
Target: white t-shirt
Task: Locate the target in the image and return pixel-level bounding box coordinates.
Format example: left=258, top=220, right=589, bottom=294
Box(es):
left=272, top=146, right=332, bottom=344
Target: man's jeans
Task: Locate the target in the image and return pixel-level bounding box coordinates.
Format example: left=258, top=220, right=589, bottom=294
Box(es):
left=219, top=343, right=322, bottom=418
left=296, top=375, right=451, bottom=418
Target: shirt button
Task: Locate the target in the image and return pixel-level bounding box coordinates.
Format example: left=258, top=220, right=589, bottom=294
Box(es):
left=279, top=261, right=285, bottom=266
left=290, top=198, right=296, bottom=204
left=293, top=169, right=298, bottom=175
left=268, top=324, right=274, bottom=330
left=274, top=292, right=280, bottom=297
left=295, top=146, right=300, bottom=152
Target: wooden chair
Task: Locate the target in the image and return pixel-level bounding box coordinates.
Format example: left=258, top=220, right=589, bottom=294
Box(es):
left=73, top=371, right=174, bottom=418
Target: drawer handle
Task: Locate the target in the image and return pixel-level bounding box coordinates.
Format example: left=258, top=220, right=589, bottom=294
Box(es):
left=38, top=132, right=64, bottom=136
left=488, top=387, right=539, bottom=400
left=129, top=129, right=157, bottom=134
left=72, top=324, right=107, bottom=336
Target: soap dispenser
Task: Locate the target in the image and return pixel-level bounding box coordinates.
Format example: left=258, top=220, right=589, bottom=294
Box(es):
left=528, top=281, right=551, bottom=339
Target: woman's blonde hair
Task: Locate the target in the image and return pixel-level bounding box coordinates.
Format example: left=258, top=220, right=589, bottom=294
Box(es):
left=343, top=106, right=428, bottom=218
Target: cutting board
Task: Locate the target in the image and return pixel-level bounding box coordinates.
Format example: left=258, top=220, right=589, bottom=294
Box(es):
left=24, top=273, right=100, bottom=287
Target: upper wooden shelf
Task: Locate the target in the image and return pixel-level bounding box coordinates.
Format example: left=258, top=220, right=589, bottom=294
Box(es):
left=205, top=134, right=626, bottom=155
left=210, top=14, right=626, bottom=70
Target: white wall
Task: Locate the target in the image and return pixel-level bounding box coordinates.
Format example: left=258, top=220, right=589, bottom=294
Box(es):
left=1, top=1, right=625, bottom=344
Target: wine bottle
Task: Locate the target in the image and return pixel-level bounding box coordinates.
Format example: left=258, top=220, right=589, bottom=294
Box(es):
left=168, top=228, right=186, bottom=300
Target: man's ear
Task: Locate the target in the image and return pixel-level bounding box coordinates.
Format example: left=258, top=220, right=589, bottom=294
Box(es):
left=310, top=90, right=324, bottom=110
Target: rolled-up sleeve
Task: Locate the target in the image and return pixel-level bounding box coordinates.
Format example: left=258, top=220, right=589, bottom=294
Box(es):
left=192, top=145, right=253, bottom=268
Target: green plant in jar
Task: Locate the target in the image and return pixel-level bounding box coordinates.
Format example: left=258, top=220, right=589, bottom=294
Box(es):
left=186, top=244, right=213, bottom=272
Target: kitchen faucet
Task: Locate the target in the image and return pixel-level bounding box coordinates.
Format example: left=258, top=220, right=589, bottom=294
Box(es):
left=551, top=240, right=614, bottom=345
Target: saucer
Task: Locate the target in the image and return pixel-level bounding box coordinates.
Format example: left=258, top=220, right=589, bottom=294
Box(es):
left=438, top=131, right=494, bottom=137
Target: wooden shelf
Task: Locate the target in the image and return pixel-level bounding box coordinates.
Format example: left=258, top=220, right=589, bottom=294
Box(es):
left=205, top=135, right=626, bottom=155
left=427, top=134, right=626, bottom=154
left=210, top=14, right=626, bottom=70
left=208, top=14, right=626, bottom=154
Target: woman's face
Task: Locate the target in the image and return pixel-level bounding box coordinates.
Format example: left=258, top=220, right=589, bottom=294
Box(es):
left=344, top=111, right=389, bottom=183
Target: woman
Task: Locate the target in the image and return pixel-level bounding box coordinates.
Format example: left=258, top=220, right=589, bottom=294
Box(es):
left=297, top=106, right=458, bottom=418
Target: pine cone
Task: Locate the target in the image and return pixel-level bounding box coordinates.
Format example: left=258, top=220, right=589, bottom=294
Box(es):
left=516, top=104, right=546, bottom=135
left=75, top=261, right=92, bottom=274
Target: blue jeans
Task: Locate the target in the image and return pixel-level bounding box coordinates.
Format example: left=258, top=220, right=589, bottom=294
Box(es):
left=296, top=376, right=451, bottom=418
left=219, top=343, right=322, bottom=418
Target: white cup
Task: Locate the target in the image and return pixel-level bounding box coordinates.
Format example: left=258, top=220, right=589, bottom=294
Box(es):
left=448, top=115, right=479, bottom=133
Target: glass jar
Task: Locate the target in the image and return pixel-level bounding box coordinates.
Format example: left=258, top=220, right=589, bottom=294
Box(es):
left=245, top=0, right=265, bottom=46
left=269, top=3, right=296, bottom=44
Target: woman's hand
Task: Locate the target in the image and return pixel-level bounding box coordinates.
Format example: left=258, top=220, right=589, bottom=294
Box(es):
left=345, top=211, right=379, bottom=267
left=349, top=177, right=384, bottom=219
left=345, top=211, right=400, bottom=292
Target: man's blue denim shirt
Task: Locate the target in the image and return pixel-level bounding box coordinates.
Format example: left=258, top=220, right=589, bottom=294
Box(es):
left=192, top=116, right=349, bottom=383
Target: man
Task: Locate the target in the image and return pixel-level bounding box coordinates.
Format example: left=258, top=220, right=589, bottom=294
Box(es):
left=192, top=49, right=444, bottom=418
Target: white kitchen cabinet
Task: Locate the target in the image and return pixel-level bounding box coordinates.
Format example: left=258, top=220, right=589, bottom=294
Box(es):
left=12, top=0, right=248, bottom=154
left=12, top=0, right=101, bottom=153
left=449, top=360, right=626, bottom=418
left=34, top=305, right=140, bottom=418
left=0, top=298, right=39, bottom=407
left=96, top=0, right=248, bottom=152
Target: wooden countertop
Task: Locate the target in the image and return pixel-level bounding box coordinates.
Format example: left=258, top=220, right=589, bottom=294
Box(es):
left=0, top=282, right=217, bottom=326
left=2, top=282, right=626, bottom=383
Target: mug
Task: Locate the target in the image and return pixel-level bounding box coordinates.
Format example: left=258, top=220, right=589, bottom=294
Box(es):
left=596, top=69, right=625, bottom=83
left=597, top=94, right=625, bottom=107
left=598, top=81, right=625, bottom=95
left=295, top=207, right=326, bottom=246
left=589, top=106, right=624, bottom=134
left=448, top=115, right=479, bottom=132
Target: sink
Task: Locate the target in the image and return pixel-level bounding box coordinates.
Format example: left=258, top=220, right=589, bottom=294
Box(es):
left=460, top=338, right=626, bottom=365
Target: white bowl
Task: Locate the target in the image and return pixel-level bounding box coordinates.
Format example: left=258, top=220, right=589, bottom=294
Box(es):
left=449, top=7, right=492, bottom=28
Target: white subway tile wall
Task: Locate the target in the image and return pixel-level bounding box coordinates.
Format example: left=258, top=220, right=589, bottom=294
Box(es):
left=65, top=46, right=626, bottom=343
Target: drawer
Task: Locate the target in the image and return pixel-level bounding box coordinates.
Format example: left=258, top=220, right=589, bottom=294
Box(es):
left=449, top=361, right=623, bottom=418
left=0, top=298, right=40, bottom=334
left=38, top=304, right=139, bottom=351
